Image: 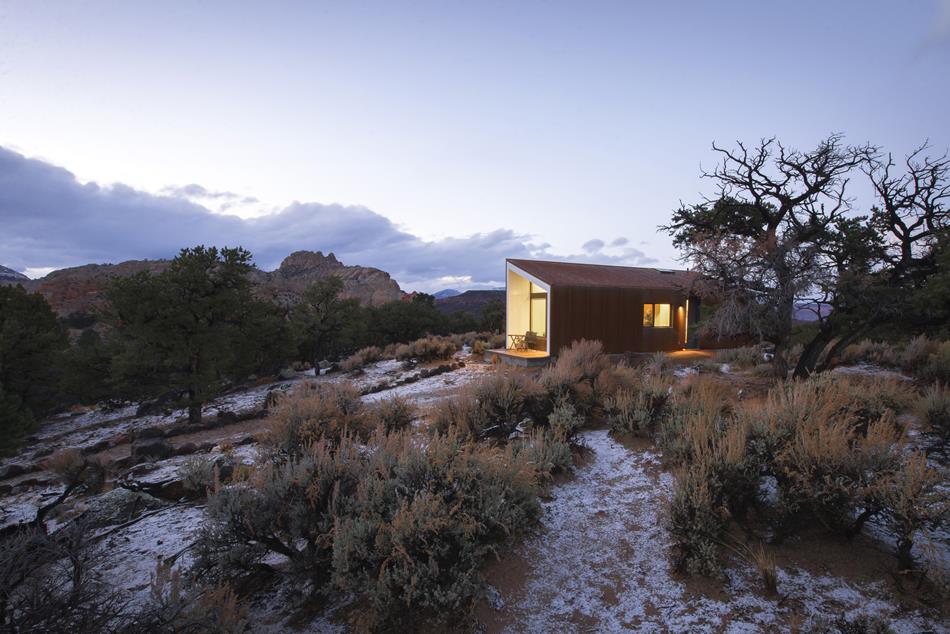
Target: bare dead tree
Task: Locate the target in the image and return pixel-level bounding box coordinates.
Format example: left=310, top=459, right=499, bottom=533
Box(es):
left=663, top=134, right=876, bottom=376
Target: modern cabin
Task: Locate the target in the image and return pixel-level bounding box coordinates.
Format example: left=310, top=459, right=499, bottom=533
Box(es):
left=490, top=258, right=700, bottom=365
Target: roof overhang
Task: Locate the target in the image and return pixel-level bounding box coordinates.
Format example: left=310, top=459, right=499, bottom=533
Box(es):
left=506, top=260, right=551, bottom=291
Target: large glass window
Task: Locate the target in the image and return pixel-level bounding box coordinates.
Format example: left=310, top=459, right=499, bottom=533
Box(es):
left=643, top=303, right=671, bottom=327
left=529, top=282, right=547, bottom=336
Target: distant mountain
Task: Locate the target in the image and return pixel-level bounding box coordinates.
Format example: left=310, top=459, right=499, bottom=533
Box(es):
left=434, top=289, right=504, bottom=317
left=793, top=301, right=832, bottom=322
left=0, top=265, right=29, bottom=286
left=433, top=289, right=462, bottom=299
left=18, top=251, right=402, bottom=319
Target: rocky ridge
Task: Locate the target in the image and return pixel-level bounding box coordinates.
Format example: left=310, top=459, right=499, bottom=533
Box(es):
left=0, top=264, right=30, bottom=285
left=3, top=251, right=402, bottom=318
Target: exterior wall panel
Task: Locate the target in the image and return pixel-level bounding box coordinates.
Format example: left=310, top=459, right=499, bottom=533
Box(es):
left=549, top=285, right=688, bottom=355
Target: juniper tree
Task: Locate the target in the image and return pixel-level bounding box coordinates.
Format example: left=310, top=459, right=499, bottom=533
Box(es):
left=0, top=285, right=67, bottom=453
left=108, top=246, right=258, bottom=424
left=662, top=134, right=874, bottom=376
left=663, top=136, right=949, bottom=378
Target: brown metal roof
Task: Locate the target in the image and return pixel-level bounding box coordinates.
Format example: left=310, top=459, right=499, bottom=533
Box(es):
left=507, top=258, right=698, bottom=291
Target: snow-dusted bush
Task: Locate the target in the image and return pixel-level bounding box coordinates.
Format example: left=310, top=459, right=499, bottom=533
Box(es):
left=713, top=346, right=761, bottom=369
left=263, top=381, right=370, bottom=455
left=663, top=373, right=947, bottom=574
left=135, top=560, right=248, bottom=633
left=917, top=383, right=950, bottom=440
left=395, top=335, right=458, bottom=362
left=669, top=459, right=726, bottom=576
left=547, top=398, right=583, bottom=442
left=918, top=341, right=950, bottom=383
left=516, top=428, right=573, bottom=478
left=875, top=451, right=947, bottom=570
left=366, top=395, right=416, bottom=434
left=539, top=339, right=615, bottom=416
left=197, top=429, right=542, bottom=628
left=0, top=523, right=126, bottom=631
left=339, top=346, right=384, bottom=373
left=604, top=374, right=670, bottom=437
left=179, top=454, right=235, bottom=498
left=430, top=371, right=544, bottom=440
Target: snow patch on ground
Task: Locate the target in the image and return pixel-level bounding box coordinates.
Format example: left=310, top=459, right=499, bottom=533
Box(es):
left=361, top=361, right=494, bottom=408
left=94, top=504, right=206, bottom=607
left=488, top=429, right=947, bottom=633
left=832, top=363, right=914, bottom=381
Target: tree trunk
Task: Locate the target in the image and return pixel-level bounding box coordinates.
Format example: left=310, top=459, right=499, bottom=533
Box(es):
left=772, top=339, right=790, bottom=378
left=188, top=352, right=202, bottom=425
left=814, top=330, right=862, bottom=374
left=188, top=400, right=202, bottom=425
left=897, top=535, right=915, bottom=571
left=793, top=328, right=836, bottom=379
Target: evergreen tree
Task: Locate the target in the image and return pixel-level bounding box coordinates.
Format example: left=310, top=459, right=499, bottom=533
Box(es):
left=108, top=246, right=257, bottom=424
left=290, top=276, right=366, bottom=365
left=0, top=285, right=67, bottom=453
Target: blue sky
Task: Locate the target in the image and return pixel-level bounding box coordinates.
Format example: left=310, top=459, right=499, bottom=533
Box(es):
left=0, top=1, right=948, bottom=291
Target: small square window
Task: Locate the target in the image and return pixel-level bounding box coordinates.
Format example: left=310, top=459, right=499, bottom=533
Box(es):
left=643, top=303, right=672, bottom=328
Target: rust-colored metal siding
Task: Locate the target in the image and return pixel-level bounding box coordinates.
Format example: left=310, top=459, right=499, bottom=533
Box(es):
left=550, top=285, right=688, bottom=355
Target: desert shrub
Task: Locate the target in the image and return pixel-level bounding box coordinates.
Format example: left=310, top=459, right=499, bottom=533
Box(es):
left=547, top=398, right=584, bottom=442
left=669, top=459, right=727, bottom=576
left=198, top=428, right=542, bottom=627
left=539, top=339, right=614, bottom=416
left=787, top=342, right=804, bottom=368
left=430, top=372, right=544, bottom=440
left=875, top=450, right=948, bottom=570
left=772, top=409, right=903, bottom=536
left=471, top=340, right=487, bottom=355
left=332, top=431, right=540, bottom=625
left=899, top=335, right=938, bottom=370
left=263, top=381, right=369, bottom=456
left=367, top=395, right=417, bottom=434
left=750, top=362, right=776, bottom=377
left=135, top=560, right=249, bottom=633
left=395, top=335, right=458, bottom=362
left=665, top=372, right=943, bottom=574
left=641, top=351, right=674, bottom=376
left=698, top=359, right=724, bottom=374
left=516, top=428, right=573, bottom=478
left=658, top=376, right=736, bottom=464
left=713, top=346, right=761, bottom=369
left=179, top=454, right=234, bottom=498
left=833, top=376, right=912, bottom=432
left=339, top=346, right=384, bottom=373
left=839, top=339, right=897, bottom=367
left=45, top=448, right=105, bottom=495
left=918, top=341, right=950, bottom=383
left=917, top=383, right=950, bottom=440
left=195, top=435, right=364, bottom=584
left=605, top=382, right=668, bottom=437
left=0, top=522, right=126, bottom=632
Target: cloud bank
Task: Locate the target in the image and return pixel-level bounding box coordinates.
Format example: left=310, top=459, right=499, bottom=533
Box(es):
left=0, top=147, right=656, bottom=292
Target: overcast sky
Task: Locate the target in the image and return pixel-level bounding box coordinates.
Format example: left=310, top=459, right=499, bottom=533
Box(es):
left=1, top=1, right=948, bottom=291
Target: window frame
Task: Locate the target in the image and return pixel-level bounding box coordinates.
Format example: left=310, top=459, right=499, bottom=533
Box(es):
left=643, top=302, right=672, bottom=328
